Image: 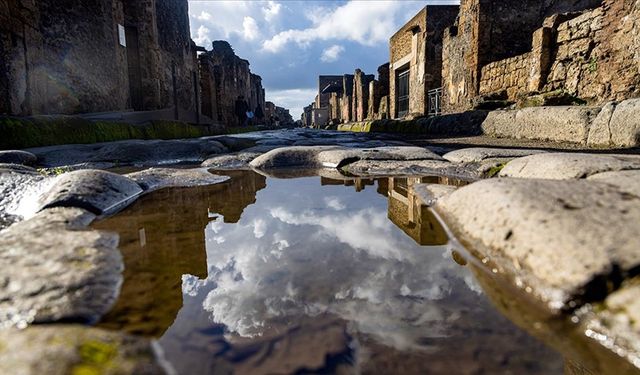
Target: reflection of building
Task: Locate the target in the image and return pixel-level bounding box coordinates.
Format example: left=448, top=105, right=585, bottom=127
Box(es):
left=387, top=177, right=448, bottom=246
left=94, top=170, right=266, bottom=336
left=320, top=177, right=376, bottom=192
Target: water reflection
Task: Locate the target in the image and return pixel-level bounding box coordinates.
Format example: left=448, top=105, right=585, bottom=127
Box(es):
left=95, top=171, right=563, bottom=374
left=94, top=171, right=266, bottom=336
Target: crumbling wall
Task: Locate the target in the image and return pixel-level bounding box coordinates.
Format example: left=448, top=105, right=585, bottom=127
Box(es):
left=442, top=0, right=603, bottom=113
left=480, top=53, right=532, bottom=97
left=352, top=69, right=374, bottom=122
left=329, top=93, right=341, bottom=122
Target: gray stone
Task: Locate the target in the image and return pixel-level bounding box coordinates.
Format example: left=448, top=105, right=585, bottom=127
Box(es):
left=201, top=152, right=262, bottom=169
left=443, top=147, right=547, bottom=163
left=38, top=170, right=143, bottom=215
left=0, top=168, right=47, bottom=229
left=0, top=325, right=165, bottom=375
left=435, top=178, right=640, bottom=311
left=317, top=146, right=444, bottom=168
left=29, top=138, right=228, bottom=167
left=482, top=107, right=599, bottom=144
left=0, top=150, right=37, bottom=166
left=587, top=170, right=640, bottom=197
left=127, top=168, right=229, bottom=191
left=0, top=207, right=123, bottom=326
left=609, top=98, right=640, bottom=148
left=210, top=135, right=256, bottom=151
left=249, top=146, right=340, bottom=169
left=500, top=153, right=640, bottom=179
left=342, top=159, right=454, bottom=177
left=413, top=184, right=458, bottom=206
left=587, top=102, right=616, bottom=147
left=251, top=146, right=443, bottom=170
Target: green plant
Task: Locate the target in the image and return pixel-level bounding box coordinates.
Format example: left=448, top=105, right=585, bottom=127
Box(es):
left=588, top=56, right=598, bottom=73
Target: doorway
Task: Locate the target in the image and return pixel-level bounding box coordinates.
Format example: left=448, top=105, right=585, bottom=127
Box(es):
left=396, top=68, right=410, bottom=118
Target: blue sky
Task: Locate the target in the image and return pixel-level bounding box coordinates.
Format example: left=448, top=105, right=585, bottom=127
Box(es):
left=188, top=0, right=459, bottom=119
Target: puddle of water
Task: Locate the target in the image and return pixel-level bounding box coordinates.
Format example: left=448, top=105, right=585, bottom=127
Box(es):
left=94, top=170, right=566, bottom=374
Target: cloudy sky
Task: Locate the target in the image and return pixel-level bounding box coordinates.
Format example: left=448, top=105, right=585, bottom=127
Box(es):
left=188, top=0, right=459, bottom=119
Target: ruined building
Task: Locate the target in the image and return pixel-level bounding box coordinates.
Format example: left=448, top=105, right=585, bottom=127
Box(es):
left=442, top=0, right=608, bottom=112
left=199, top=41, right=266, bottom=128
left=352, top=69, right=375, bottom=122
left=367, top=63, right=391, bottom=120
left=389, top=5, right=459, bottom=119
left=0, top=0, right=199, bottom=117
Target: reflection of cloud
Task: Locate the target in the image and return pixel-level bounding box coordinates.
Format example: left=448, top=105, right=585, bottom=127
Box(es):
left=191, top=177, right=481, bottom=352
left=270, top=206, right=406, bottom=260
left=324, top=196, right=345, bottom=211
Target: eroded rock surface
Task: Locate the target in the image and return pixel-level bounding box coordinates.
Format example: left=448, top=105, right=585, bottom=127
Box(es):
left=413, top=183, right=458, bottom=206
left=435, top=178, right=640, bottom=311
left=500, top=153, right=640, bottom=179
left=201, top=152, right=262, bottom=169
left=38, top=170, right=143, bottom=215
left=0, top=325, right=165, bottom=375
left=0, top=207, right=122, bottom=326
left=443, top=147, right=546, bottom=163
left=0, top=150, right=37, bottom=166
left=127, top=168, right=229, bottom=192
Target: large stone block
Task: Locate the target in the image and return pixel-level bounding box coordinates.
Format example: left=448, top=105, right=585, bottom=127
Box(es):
left=608, top=99, right=640, bottom=148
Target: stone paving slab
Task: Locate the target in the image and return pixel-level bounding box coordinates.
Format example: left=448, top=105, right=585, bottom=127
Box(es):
left=443, top=147, right=547, bottom=163
left=0, top=207, right=122, bottom=326
left=500, top=153, right=640, bottom=179
left=0, top=325, right=165, bottom=375
left=126, top=168, right=229, bottom=192
left=435, top=178, right=640, bottom=312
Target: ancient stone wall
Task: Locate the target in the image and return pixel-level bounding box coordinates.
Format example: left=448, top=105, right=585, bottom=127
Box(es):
left=367, top=62, right=390, bottom=120
left=329, top=93, right=341, bottom=122
left=442, top=0, right=603, bottom=113
left=352, top=69, right=375, bottom=122
left=479, top=53, right=532, bottom=98
left=0, top=0, right=198, bottom=116
left=199, top=41, right=264, bottom=127
left=389, top=6, right=458, bottom=118
left=475, top=0, right=640, bottom=106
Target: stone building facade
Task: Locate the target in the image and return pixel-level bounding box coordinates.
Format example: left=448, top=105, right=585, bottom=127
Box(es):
left=388, top=6, right=459, bottom=119
left=368, top=63, right=390, bottom=120
left=199, top=41, right=265, bottom=127
left=477, top=0, right=640, bottom=106
left=0, top=0, right=199, bottom=116
left=442, top=0, right=603, bottom=113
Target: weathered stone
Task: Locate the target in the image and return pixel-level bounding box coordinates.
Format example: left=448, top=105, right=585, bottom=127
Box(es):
left=0, top=325, right=165, bottom=375
left=435, top=178, right=640, bottom=311
left=317, top=146, right=444, bottom=168
left=208, top=136, right=256, bottom=152
left=0, top=150, right=37, bottom=166
left=201, top=152, right=262, bottom=169
left=37, top=170, right=143, bottom=215
left=443, top=147, right=546, bottom=163
left=250, top=146, right=444, bottom=170
left=608, top=99, right=640, bottom=148
left=126, top=168, right=229, bottom=192
left=0, top=207, right=122, bottom=325
left=500, top=153, right=640, bottom=179
left=413, top=183, right=458, bottom=206
left=249, top=146, right=339, bottom=169
left=587, top=170, right=640, bottom=197
left=586, top=102, right=616, bottom=147
left=342, top=159, right=455, bottom=177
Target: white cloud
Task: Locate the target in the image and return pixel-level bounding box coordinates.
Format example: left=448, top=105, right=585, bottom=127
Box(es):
left=320, top=44, right=344, bottom=63
left=242, top=16, right=260, bottom=41
left=324, top=196, right=346, bottom=211
left=253, top=218, right=266, bottom=238
left=262, top=1, right=282, bottom=22
left=266, top=88, right=317, bottom=120
left=261, top=1, right=423, bottom=53
left=193, top=25, right=211, bottom=46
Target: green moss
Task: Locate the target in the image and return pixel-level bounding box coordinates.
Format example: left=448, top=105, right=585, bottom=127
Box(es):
left=588, top=56, right=598, bottom=73
left=486, top=163, right=507, bottom=178
left=70, top=340, right=118, bottom=375
left=0, top=116, right=224, bottom=150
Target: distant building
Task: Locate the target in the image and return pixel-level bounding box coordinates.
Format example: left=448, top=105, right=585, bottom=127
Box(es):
left=199, top=41, right=265, bottom=128
left=388, top=5, right=459, bottom=119
left=0, top=0, right=199, bottom=118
